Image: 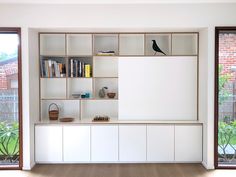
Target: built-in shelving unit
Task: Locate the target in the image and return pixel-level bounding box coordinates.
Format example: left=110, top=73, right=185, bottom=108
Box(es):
left=39, top=32, right=198, bottom=121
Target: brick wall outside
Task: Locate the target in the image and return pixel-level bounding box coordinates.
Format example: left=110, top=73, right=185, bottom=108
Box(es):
left=0, top=61, right=18, bottom=90
left=219, top=33, right=236, bottom=80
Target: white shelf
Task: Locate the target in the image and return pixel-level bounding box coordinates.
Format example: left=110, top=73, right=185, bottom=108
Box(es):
left=41, top=78, right=67, bottom=99
left=119, top=34, right=144, bottom=55
left=40, top=34, right=65, bottom=56
left=94, top=34, right=118, bottom=55
left=172, top=33, right=198, bottom=55
left=94, top=78, right=118, bottom=99
left=93, top=56, right=118, bottom=77
left=67, top=34, right=92, bottom=56
left=145, top=34, right=171, bottom=56
left=41, top=99, right=80, bottom=121
left=81, top=100, right=118, bottom=120
left=67, top=78, right=93, bottom=99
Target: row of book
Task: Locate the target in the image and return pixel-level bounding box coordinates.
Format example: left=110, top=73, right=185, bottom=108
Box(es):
left=41, top=60, right=66, bottom=77
left=70, top=59, right=92, bottom=78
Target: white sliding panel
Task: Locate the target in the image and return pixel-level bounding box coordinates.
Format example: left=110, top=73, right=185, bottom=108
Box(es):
left=119, top=56, right=197, bottom=120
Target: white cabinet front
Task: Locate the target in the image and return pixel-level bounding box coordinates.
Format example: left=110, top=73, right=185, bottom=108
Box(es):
left=35, top=125, right=63, bottom=162
left=91, top=125, right=118, bottom=162
left=175, top=125, right=202, bottom=162
left=119, top=125, right=146, bottom=161
left=147, top=125, right=174, bottom=162
left=63, top=125, right=90, bottom=162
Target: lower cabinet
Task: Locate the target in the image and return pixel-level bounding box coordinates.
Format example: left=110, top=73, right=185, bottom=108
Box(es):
left=35, top=124, right=202, bottom=163
left=63, top=125, right=90, bottom=162
left=147, top=125, right=175, bottom=162
left=119, top=125, right=146, bottom=161
left=175, top=125, right=202, bottom=162
left=91, top=125, right=118, bottom=162
left=35, top=125, right=63, bottom=162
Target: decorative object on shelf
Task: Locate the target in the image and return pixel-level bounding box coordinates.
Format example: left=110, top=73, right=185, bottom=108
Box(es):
left=99, top=87, right=108, bottom=98
left=72, top=93, right=81, bottom=98
left=48, top=103, right=59, bottom=120
left=80, top=92, right=90, bottom=99
left=96, top=51, right=115, bottom=56
left=152, top=40, right=166, bottom=55
left=59, top=117, right=74, bottom=122
left=92, top=115, right=110, bottom=122
left=107, top=92, right=116, bottom=99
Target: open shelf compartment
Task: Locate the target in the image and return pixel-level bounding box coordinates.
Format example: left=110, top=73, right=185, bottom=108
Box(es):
left=172, top=33, right=198, bottom=55
left=94, top=34, right=118, bottom=56
left=119, top=34, right=144, bottom=55
left=41, top=100, right=80, bottom=121
left=145, top=34, right=171, bottom=56
left=93, top=56, right=118, bottom=77
left=66, top=34, right=92, bottom=56
left=67, top=78, right=93, bottom=99
left=40, top=34, right=66, bottom=56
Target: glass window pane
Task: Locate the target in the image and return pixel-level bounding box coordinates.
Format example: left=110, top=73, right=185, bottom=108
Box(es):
left=0, top=33, right=20, bottom=167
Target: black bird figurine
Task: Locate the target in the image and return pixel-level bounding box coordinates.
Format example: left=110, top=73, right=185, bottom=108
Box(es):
left=152, top=40, right=166, bottom=55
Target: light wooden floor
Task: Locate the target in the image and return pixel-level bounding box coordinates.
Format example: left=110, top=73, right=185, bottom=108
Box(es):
left=0, top=164, right=236, bottom=177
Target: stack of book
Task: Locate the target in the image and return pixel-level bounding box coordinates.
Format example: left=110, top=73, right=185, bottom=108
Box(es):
left=96, top=50, right=115, bottom=56
left=41, top=60, right=66, bottom=77
left=70, top=59, right=92, bottom=78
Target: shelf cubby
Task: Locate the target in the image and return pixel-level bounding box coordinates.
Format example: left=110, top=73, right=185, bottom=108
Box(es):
left=93, top=56, right=118, bottom=77
left=40, top=34, right=66, bottom=56
left=68, top=57, right=93, bottom=78
left=145, top=34, right=171, bottom=56
left=67, top=34, right=92, bottom=56
left=67, top=78, right=93, bottom=99
left=94, top=78, right=118, bottom=99
left=119, top=34, right=144, bottom=55
left=81, top=100, right=118, bottom=119
left=40, top=56, right=66, bottom=78
left=40, top=78, right=67, bottom=99
left=93, top=34, right=118, bottom=56
left=172, top=33, right=198, bottom=55
left=41, top=100, right=80, bottom=120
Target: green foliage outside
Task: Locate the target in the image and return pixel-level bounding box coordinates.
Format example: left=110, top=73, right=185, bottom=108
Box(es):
left=218, top=64, right=232, bottom=105
left=0, top=122, right=19, bottom=163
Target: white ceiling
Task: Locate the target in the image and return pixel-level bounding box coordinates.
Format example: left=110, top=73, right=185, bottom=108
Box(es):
left=0, top=0, right=236, bottom=4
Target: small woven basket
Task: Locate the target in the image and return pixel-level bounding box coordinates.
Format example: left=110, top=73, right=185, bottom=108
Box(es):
left=48, top=103, right=59, bottom=120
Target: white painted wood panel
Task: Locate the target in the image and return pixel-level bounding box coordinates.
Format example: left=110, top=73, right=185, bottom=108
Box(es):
left=91, top=125, right=118, bottom=162
left=175, top=125, right=202, bottom=162
left=147, top=125, right=174, bottom=161
left=119, top=125, right=146, bottom=161
left=35, top=125, right=63, bottom=162
left=63, top=126, right=90, bottom=162
left=119, top=56, right=197, bottom=120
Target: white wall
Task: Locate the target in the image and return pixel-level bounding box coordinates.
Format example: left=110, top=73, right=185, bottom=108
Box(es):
left=0, top=3, right=236, bottom=170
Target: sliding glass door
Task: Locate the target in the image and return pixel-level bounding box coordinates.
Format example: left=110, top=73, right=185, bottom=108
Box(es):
left=215, top=27, right=236, bottom=168
left=0, top=28, right=22, bottom=169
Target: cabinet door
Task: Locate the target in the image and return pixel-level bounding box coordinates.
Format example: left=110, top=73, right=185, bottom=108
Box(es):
left=35, top=125, right=62, bottom=162
left=175, top=125, right=202, bottom=162
left=91, top=125, right=118, bottom=162
left=147, top=125, right=174, bottom=162
left=63, top=126, right=90, bottom=162
left=119, top=125, right=146, bottom=161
